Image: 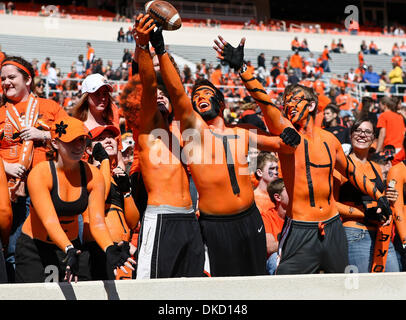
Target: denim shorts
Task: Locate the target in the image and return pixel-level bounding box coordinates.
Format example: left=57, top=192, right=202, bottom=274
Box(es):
left=344, top=227, right=401, bottom=273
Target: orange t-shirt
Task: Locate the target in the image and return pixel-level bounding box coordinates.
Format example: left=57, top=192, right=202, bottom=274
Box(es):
left=336, top=94, right=355, bottom=111
left=87, top=47, right=95, bottom=61
left=254, top=188, right=275, bottom=216
left=0, top=97, right=68, bottom=168
left=313, top=80, right=325, bottom=95
left=392, top=56, right=403, bottom=67
left=377, top=110, right=406, bottom=149
left=261, top=208, right=285, bottom=241
left=40, top=62, right=49, bottom=76
left=289, top=54, right=303, bottom=69
left=291, top=39, right=300, bottom=48
left=321, top=49, right=329, bottom=61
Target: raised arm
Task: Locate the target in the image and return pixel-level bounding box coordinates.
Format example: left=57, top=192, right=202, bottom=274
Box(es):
left=135, top=14, right=160, bottom=128
left=147, top=23, right=198, bottom=131
left=213, top=36, right=293, bottom=136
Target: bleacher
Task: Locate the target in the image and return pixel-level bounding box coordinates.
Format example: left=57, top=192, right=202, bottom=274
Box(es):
left=0, top=34, right=395, bottom=78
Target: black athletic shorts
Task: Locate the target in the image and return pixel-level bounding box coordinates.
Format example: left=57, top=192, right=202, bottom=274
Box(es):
left=198, top=202, right=267, bottom=277
left=136, top=205, right=205, bottom=279
left=15, top=233, right=91, bottom=283
left=276, top=214, right=348, bottom=275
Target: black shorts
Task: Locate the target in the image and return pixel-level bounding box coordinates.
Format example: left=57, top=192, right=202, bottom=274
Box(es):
left=199, top=202, right=267, bottom=277
left=276, top=214, right=348, bottom=275
left=15, top=233, right=91, bottom=283
left=136, top=206, right=205, bottom=279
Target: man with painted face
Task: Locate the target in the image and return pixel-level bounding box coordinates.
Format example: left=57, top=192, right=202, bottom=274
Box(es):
left=140, top=15, right=300, bottom=277
left=132, top=16, right=205, bottom=279
left=214, top=35, right=393, bottom=274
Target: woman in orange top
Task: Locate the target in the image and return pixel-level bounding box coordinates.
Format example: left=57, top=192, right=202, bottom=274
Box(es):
left=0, top=56, right=68, bottom=282
left=83, top=125, right=139, bottom=280
left=14, top=116, right=135, bottom=283
left=334, top=118, right=400, bottom=272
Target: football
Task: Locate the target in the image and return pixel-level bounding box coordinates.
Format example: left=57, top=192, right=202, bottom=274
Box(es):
left=145, top=0, right=182, bottom=31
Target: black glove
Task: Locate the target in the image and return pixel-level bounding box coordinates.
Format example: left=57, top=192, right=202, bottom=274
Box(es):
left=279, top=127, right=301, bottom=147
left=113, top=172, right=131, bottom=193
left=364, top=206, right=384, bottom=224
left=222, top=41, right=244, bottom=71
left=62, top=247, right=80, bottom=281
left=92, top=142, right=109, bottom=163
left=105, top=243, right=131, bottom=270
left=377, top=196, right=392, bottom=221
left=150, top=26, right=166, bottom=55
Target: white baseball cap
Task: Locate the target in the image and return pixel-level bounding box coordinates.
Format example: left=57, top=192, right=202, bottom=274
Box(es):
left=121, top=137, right=134, bottom=152
left=81, top=73, right=113, bottom=94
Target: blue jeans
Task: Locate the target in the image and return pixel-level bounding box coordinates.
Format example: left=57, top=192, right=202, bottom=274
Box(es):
left=266, top=252, right=278, bottom=275
left=344, top=227, right=401, bottom=273
left=6, top=196, right=30, bottom=282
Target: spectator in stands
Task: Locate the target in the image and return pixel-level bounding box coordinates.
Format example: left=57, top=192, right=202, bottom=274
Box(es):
left=264, top=178, right=288, bottom=275
left=392, top=51, right=403, bottom=68
left=357, top=96, right=378, bottom=127
left=254, top=152, right=279, bottom=217
left=289, top=51, right=303, bottom=80
left=392, top=43, right=400, bottom=56
left=14, top=116, right=135, bottom=283
left=71, top=73, right=124, bottom=167
left=74, top=54, right=85, bottom=76
left=331, top=39, right=340, bottom=53
left=321, top=45, right=331, bottom=72
left=287, top=68, right=299, bottom=86
left=389, top=61, right=404, bottom=94
left=40, top=57, right=50, bottom=77
left=83, top=126, right=139, bottom=280
left=47, top=62, right=58, bottom=90
left=117, top=27, right=125, bottom=42
left=337, top=39, right=346, bottom=53
left=257, top=52, right=266, bottom=70
left=378, top=71, right=389, bottom=93
left=360, top=40, right=368, bottom=54
left=299, top=39, right=309, bottom=52
left=126, top=26, right=134, bottom=43
left=400, top=41, right=406, bottom=57
left=122, top=48, right=132, bottom=65
left=0, top=56, right=69, bottom=282
left=336, top=87, right=358, bottom=118
left=369, top=41, right=380, bottom=55
left=334, top=117, right=400, bottom=273
left=376, top=96, right=406, bottom=155
left=291, top=37, right=300, bottom=51
left=86, top=42, right=95, bottom=70
left=323, top=104, right=351, bottom=146
left=362, top=65, right=380, bottom=92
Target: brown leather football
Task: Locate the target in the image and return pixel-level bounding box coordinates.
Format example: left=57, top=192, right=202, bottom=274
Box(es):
left=145, top=0, right=182, bottom=31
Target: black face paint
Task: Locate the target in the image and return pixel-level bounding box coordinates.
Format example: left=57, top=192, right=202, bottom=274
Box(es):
left=192, top=95, right=222, bottom=122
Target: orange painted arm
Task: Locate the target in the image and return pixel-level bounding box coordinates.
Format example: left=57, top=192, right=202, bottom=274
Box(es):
left=158, top=52, right=197, bottom=130
left=335, top=147, right=384, bottom=201
left=239, top=68, right=293, bottom=136
left=336, top=202, right=365, bottom=219
left=138, top=47, right=159, bottom=127
left=86, top=164, right=114, bottom=251
left=99, top=159, right=111, bottom=200
left=27, top=162, right=72, bottom=251
left=123, top=196, right=140, bottom=230
left=245, top=124, right=295, bottom=154
left=387, top=166, right=406, bottom=244
left=0, top=159, right=12, bottom=247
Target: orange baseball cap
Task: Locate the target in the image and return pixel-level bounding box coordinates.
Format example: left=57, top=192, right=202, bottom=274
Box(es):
left=51, top=117, right=90, bottom=142
left=89, top=125, right=120, bottom=140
